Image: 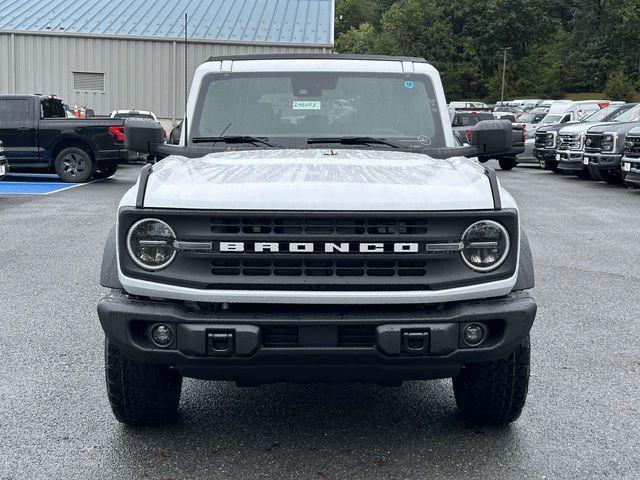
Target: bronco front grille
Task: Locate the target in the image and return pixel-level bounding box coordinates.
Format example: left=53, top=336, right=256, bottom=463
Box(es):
left=211, top=259, right=428, bottom=277
left=118, top=209, right=519, bottom=292
left=211, top=217, right=428, bottom=236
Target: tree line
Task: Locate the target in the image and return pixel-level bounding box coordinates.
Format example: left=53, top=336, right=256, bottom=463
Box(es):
left=335, top=0, right=640, bottom=101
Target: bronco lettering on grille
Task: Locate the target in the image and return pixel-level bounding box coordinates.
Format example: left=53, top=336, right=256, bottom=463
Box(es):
left=217, top=242, right=461, bottom=254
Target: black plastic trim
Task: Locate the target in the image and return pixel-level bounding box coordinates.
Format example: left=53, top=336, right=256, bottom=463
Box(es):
left=135, top=163, right=153, bottom=208
left=205, top=53, right=430, bottom=64
left=483, top=167, right=502, bottom=210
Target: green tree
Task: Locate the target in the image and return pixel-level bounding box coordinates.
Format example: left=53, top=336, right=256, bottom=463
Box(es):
left=603, top=71, right=638, bottom=101
left=335, top=0, right=380, bottom=37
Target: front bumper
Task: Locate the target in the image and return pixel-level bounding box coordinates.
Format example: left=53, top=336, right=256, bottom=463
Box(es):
left=556, top=150, right=586, bottom=171
left=97, top=290, right=536, bottom=384
left=584, top=152, right=622, bottom=171
left=622, top=158, right=640, bottom=187
left=533, top=147, right=555, bottom=160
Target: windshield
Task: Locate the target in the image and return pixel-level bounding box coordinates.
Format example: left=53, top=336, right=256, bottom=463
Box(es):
left=191, top=72, right=446, bottom=147
left=612, top=104, right=640, bottom=123
left=115, top=113, right=154, bottom=119
left=541, top=114, right=564, bottom=123
left=518, top=112, right=545, bottom=123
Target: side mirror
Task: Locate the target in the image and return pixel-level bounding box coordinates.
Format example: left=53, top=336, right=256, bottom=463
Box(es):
left=469, top=120, right=512, bottom=157
left=124, top=118, right=165, bottom=153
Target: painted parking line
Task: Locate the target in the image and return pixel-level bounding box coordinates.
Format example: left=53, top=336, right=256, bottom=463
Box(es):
left=0, top=173, right=99, bottom=195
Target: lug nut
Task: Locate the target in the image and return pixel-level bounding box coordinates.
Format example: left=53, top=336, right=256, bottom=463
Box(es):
left=463, top=323, right=485, bottom=346
left=151, top=324, right=173, bottom=347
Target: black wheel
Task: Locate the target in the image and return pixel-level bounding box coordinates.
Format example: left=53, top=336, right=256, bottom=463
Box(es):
left=600, top=169, right=623, bottom=185
left=94, top=164, right=118, bottom=179
left=452, top=336, right=530, bottom=426
left=498, top=157, right=516, bottom=171
left=105, top=339, right=182, bottom=426
left=54, top=147, right=94, bottom=183
left=538, top=158, right=546, bottom=169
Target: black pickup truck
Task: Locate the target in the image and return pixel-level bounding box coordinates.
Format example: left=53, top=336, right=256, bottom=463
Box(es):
left=451, top=110, right=524, bottom=170
left=0, top=95, right=127, bottom=182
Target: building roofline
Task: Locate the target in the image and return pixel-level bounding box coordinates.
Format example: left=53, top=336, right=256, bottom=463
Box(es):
left=205, top=53, right=430, bottom=63
left=0, top=29, right=333, bottom=48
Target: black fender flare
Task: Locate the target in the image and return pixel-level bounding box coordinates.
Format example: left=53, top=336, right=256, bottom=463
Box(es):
left=100, top=225, right=121, bottom=289
left=514, top=229, right=535, bottom=291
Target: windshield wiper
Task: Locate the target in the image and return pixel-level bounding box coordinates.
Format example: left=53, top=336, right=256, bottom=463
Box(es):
left=307, top=136, right=400, bottom=148
left=191, top=136, right=278, bottom=147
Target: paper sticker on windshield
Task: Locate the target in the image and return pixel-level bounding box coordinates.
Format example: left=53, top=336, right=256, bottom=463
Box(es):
left=404, top=80, right=414, bottom=89
left=293, top=100, right=321, bottom=110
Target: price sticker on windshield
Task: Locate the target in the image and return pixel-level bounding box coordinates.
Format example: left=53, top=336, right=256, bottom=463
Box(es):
left=293, top=100, right=321, bottom=110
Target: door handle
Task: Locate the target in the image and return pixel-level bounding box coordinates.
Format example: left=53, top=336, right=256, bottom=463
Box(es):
left=17, top=127, right=30, bottom=131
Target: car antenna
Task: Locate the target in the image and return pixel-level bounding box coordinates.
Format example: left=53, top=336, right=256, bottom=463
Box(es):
left=184, top=12, right=189, bottom=148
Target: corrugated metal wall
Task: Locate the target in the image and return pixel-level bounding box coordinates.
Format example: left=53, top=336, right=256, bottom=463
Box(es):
left=0, top=32, right=328, bottom=121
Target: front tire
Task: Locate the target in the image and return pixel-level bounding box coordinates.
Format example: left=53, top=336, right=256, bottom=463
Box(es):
left=498, top=157, right=516, bottom=171
left=105, top=339, right=182, bottom=426
left=54, top=147, right=94, bottom=183
left=452, top=336, right=530, bottom=426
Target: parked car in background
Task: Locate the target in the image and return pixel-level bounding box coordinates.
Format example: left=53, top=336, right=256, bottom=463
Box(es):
left=452, top=110, right=525, bottom=169
left=449, top=101, right=488, bottom=109
left=539, top=100, right=609, bottom=127
left=0, top=140, right=7, bottom=180
left=583, top=106, right=640, bottom=184
left=169, top=121, right=182, bottom=145
left=622, top=126, right=640, bottom=187
left=534, top=103, right=634, bottom=171
left=110, top=109, right=159, bottom=123
left=515, top=108, right=549, bottom=138
left=109, top=110, right=165, bottom=161
left=555, top=104, right=637, bottom=177
left=494, top=105, right=525, bottom=118
left=0, top=95, right=126, bottom=182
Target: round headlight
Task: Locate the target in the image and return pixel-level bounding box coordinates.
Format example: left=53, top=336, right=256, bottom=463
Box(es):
left=461, top=220, right=510, bottom=272
left=126, top=219, right=177, bottom=271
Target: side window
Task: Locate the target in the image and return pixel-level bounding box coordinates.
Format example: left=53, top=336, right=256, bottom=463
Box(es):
left=560, top=114, right=571, bottom=123
left=0, top=99, right=31, bottom=122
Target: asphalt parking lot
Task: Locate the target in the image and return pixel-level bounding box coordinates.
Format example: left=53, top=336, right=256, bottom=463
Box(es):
left=0, top=163, right=638, bottom=480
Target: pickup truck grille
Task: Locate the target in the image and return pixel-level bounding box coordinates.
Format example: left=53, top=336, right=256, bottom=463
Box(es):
left=558, top=134, right=582, bottom=151
left=625, top=136, right=640, bottom=157
left=534, top=132, right=547, bottom=148
left=118, top=209, right=519, bottom=292
left=584, top=134, right=603, bottom=153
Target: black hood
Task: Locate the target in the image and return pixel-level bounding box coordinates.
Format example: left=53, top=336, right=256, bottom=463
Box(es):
left=587, top=121, right=640, bottom=135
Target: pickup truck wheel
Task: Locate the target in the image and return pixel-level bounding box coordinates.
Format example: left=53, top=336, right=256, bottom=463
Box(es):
left=498, top=157, right=516, bottom=171
left=55, top=147, right=94, bottom=183
left=94, top=164, right=118, bottom=179
left=452, top=336, right=530, bottom=426
left=105, top=339, right=182, bottom=426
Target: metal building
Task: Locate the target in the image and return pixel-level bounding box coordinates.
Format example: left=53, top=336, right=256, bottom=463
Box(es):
left=0, top=0, right=334, bottom=126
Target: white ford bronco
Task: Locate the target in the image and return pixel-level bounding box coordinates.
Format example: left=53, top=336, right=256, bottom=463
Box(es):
left=98, top=54, right=536, bottom=427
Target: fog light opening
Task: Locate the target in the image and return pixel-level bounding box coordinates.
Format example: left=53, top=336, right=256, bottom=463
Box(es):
left=150, top=324, right=173, bottom=348
left=463, top=323, right=485, bottom=347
